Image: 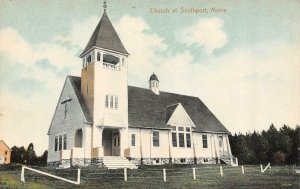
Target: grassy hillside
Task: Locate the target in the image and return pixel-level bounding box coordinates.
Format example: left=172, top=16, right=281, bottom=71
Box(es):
left=0, top=164, right=298, bottom=189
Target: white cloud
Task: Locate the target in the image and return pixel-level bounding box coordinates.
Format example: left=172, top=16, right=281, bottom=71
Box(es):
left=176, top=17, right=227, bottom=54
left=115, top=15, right=168, bottom=85
left=0, top=27, right=81, bottom=154
left=53, top=16, right=99, bottom=52
left=158, top=42, right=300, bottom=133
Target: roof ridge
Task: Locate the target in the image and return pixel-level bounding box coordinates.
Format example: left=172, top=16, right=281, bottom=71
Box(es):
left=128, top=85, right=200, bottom=99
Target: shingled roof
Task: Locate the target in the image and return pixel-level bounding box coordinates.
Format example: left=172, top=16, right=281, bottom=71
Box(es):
left=128, top=86, right=229, bottom=133
left=68, top=76, right=229, bottom=133
left=80, top=12, right=128, bottom=56
left=68, top=76, right=92, bottom=122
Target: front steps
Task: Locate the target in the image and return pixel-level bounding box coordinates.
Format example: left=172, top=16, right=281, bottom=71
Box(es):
left=220, top=156, right=238, bottom=167
left=103, top=156, right=138, bottom=169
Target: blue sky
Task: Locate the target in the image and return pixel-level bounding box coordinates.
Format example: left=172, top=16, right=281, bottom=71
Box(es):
left=0, top=0, right=299, bottom=154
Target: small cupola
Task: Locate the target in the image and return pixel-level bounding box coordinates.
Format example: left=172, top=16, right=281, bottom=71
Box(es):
left=149, top=73, right=159, bottom=95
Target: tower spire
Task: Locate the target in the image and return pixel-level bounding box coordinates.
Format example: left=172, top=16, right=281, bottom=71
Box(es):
left=103, top=0, right=107, bottom=12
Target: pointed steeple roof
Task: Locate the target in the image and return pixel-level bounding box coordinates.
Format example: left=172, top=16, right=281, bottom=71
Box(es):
left=80, top=12, right=128, bottom=57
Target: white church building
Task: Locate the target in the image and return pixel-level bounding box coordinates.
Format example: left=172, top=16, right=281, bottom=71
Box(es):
left=47, top=8, right=237, bottom=168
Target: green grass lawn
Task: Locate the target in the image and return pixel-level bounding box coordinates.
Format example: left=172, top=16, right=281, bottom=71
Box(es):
left=0, top=164, right=299, bottom=189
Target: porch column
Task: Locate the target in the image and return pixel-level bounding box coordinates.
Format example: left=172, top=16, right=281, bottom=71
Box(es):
left=226, top=135, right=232, bottom=156
left=92, top=126, right=103, bottom=158
left=100, top=52, right=103, bottom=62
left=119, top=127, right=129, bottom=157
left=83, top=125, right=92, bottom=159
left=168, top=130, right=173, bottom=162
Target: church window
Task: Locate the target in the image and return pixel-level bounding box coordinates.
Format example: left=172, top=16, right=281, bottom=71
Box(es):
left=218, top=135, right=223, bottom=148
left=131, top=134, right=136, bottom=146
left=103, top=54, right=120, bottom=70
left=59, top=135, right=63, bottom=150
left=55, top=134, right=67, bottom=151
left=54, top=136, right=58, bottom=151
left=87, top=55, right=91, bottom=63
left=97, top=52, right=101, bottom=61
left=110, top=96, right=114, bottom=108
left=103, top=54, right=120, bottom=64
left=105, top=95, right=119, bottom=109
left=63, top=134, right=67, bottom=150
left=172, top=126, right=192, bottom=148
left=75, top=129, right=83, bottom=148
left=202, top=135, right=208, bottom=148
left=179, top=133, right=185, bottom=147
left=86, top=85, right=89, bottom=94
left=172, top=132, right=177, bottom=147
left=186, top=133, right=191, bottom=148
left=105, top=95, right=109, bottom=108
left=115, top=96, right=118, bottom=109
left=153, top=131, right=160, bottom=147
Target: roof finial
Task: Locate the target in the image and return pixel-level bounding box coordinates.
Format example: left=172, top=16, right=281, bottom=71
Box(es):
left=103, top=0, right=107, bottom=12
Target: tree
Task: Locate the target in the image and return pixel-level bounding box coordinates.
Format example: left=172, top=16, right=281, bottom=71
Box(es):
left=230, top=134, right=256, bottom=164
left=11, top=146, right=19, bottom=163
left=250, top=131, right=269, bottom=163
left=37, top=150, right=48, bottom=166
left=24, top=143, right=37, bottom=165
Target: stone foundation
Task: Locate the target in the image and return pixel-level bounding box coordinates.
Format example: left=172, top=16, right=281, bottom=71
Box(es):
left=91, top=157, right=103, bottom=167
left=128, top=157, right=218, bottom=165
left=195, top=157, right=217, bottom=164
left=48, top=157, right=218, bottom=167
left=47, top=158, right=97, bottom=167
left=172, top=158, right=194, bottom=164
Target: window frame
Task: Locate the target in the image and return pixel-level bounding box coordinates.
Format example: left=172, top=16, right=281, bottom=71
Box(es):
left=218, top=135, right=223, bottom=148
left=87, top=54, right=92, bottom=63
left=54, top=133, right=67, bottom=152
left=97, top=52, right=101, bottom=61
left=105, top=95, right=119, bottom=109
left=63, top=134, right=67, bottom=150
left=131, top=134, right=136, bottom=147
left=202, top=134, right=208, bottom=148
left=152, top=130, right=160, bottom=147
left=171, top=126, right=192, bottom=148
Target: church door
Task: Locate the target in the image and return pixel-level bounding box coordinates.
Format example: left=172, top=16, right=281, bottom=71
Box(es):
left=112, top=130, right=120, bottom=156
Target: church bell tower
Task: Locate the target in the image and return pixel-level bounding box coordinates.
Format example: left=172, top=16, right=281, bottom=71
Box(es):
left=79, top=6, right=129, bottom=129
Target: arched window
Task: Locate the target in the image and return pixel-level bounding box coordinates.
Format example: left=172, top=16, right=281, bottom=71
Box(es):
left=97, top=52, right=101, bottom=61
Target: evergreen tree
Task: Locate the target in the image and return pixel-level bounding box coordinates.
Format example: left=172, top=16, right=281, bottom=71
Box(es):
left=25, top=143, right=37, bottom=165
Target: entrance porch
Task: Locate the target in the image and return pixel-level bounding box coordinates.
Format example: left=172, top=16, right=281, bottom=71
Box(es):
left=92, top=127, right=124, bottom=158
left=102, top=128, right=120, bottom=156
